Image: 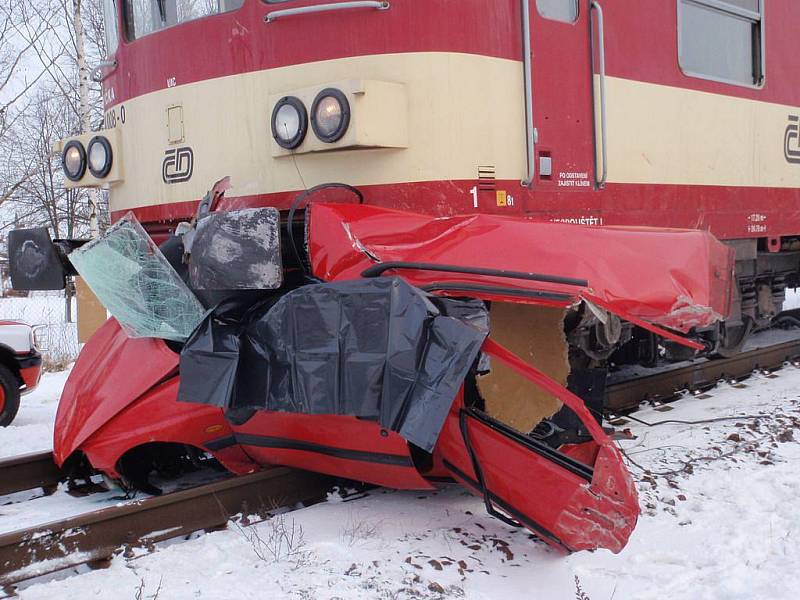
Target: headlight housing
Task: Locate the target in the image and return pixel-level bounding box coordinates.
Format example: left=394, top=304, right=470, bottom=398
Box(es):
left=62, top=140, right=87, bottom=182
left=31, top=325, right=47, bottom=352
left=271, top=96, right=308, bottom=150
left=87, top=136, right=113, bottom=178
left=311, top=88, right=350, bottom=143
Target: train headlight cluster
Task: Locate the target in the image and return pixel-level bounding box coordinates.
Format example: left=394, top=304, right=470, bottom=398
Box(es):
left=62, top=141, right=87, bottom=182
left=311, top=89, right=350, bottom=143
left=62, top=135, right=114, bottom=182
left=58, top=130, right=120, bottom=188
left=270, top=88, right=351, bottom=149
left=87, top=136, right=113, bottom=178
left=271, top=96, right=308, bottom=150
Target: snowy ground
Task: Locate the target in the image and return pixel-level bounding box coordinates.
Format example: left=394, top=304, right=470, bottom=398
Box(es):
left=2, top=363, right=799, bottom=599
left=0, top=369, right=69, bottom=459
left=784, top=287, right=800, bottom=311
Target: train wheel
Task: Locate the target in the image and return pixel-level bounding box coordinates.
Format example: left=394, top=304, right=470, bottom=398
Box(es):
left=0, top=364, right=21, bottom=427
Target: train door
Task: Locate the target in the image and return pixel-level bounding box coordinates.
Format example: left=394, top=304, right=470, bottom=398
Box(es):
left=526, top=0, right=600, bottom=197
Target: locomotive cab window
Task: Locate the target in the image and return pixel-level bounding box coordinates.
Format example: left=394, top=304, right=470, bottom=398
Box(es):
left=678, top=0, right=764, bottom=87
left=536, top=0, right=578, bottom=23
left=125, top=0, right=245, bottom=40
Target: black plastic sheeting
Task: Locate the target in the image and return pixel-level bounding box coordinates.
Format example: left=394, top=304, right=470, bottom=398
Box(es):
left=178, top=277, right=488, bottom=452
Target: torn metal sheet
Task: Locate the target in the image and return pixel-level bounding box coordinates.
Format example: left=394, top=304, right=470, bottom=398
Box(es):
left=436, top=338, right=639, bottom=554
left=69, top=213, right=205, bottom=342
left=188, top=208, right=283, bottom=291
left=178, top=277, right=488, bottom=452
left=307, top=203, right=734, bottom=334
left=477, top=303, right=569, bottom=433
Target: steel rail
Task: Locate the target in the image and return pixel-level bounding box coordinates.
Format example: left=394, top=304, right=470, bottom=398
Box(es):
left=0, top=467, right=333, bottom=589
left=606, top=337, right=800, bottom=413
left=0, top=452, right=61, bottom=497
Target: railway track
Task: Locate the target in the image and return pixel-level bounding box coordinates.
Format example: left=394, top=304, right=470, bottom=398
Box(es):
left=0, top=452, right=61, bottom=498
left=606, top=330, right=800, bottom=413
left=2, top=327, right=799, bottom=592
left=0, top=466, right=334, bottom=593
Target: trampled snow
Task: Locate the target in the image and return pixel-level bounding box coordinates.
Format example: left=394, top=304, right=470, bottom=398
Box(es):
left=2, top=365, right=800, bottom=599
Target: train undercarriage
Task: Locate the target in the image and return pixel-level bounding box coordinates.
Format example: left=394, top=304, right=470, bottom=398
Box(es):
left=568, top=237, right=800, bottom=368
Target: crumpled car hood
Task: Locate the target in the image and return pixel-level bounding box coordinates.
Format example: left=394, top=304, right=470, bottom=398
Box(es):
left=308, top=203, right=734, bottom=335
left=53, top=318, right=179, bottom=465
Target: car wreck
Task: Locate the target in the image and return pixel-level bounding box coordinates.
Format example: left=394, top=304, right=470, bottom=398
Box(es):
left=8, top=183, right=734, bottom=555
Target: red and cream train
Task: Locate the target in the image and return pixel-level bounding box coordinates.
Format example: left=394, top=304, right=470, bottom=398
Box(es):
left=8, top=0, right=800, bottom=553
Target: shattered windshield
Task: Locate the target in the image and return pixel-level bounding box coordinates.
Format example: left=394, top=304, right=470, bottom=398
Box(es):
left=70, top=213, right=205, bottom=342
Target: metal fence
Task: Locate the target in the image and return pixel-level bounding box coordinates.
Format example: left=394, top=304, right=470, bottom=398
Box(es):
left=0, top=293, right=79, bottom=371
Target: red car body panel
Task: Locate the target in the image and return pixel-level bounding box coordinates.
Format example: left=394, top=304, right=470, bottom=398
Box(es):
left=231, top=412, right=435, bottom=490
left=437, top=409, right=637, bottom=553
left=53, top=319, right=254, bottom=477
left=54, top=319, right=179, bottom=465
left=19, top=364, right=42, bottom=391
left=308, top=203, right=734, bottom=334
left=435, top=339, right=638, bottom=553
left=76, top=376, right=256, bottom=478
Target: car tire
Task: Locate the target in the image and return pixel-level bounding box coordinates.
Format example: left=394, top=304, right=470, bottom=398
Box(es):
left=0, top=364, right=21, bottom=427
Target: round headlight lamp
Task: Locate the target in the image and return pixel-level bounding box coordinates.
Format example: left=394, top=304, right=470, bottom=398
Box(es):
left=271, top=96, right=308, bottom=150
left=311, top=88, right=350, bottom=143
left=62, top=140, right=86, bottom=182
left=87, top=136, right=113, bottom=178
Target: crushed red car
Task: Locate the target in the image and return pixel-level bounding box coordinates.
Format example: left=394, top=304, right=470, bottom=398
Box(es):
left=13, top=199, right=733, bottom=554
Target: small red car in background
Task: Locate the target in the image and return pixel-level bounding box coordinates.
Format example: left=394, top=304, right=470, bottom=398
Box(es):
left=0, top=321, right=43, bottom=426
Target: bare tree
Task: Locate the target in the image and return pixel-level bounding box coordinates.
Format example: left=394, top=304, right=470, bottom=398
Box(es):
left=0, top=0, right=108, bottom=315
left=0, top=0, right=66, bottom=208
left=9, top=86, right=92, bottom=238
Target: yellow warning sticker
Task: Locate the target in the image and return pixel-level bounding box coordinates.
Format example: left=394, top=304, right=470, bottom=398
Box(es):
left=496, top=190, right=508, bottom=207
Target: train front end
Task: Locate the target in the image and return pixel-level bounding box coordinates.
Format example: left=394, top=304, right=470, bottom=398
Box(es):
left=5, top=0, right=740, bottom=554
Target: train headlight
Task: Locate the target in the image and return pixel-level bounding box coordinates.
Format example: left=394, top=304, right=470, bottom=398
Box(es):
left=62, top=141, right=87, bottom=182
left=271, top=96, right=308, bottom=150
left=311, top=88, right=350, bottom=143
left=87, top=136, right=113, bottom=178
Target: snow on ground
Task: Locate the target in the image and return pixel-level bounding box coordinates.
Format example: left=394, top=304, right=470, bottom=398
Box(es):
left=784, top=287, right=800, bottom=311
left=0, top=369, right=70, bottom=459
left=0, top=369, right=137, bottom=586
left=4, top=364, right=799, bottom=600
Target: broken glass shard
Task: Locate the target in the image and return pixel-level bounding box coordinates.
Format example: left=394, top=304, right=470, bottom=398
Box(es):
left=70, top=212, right=205, bottom=341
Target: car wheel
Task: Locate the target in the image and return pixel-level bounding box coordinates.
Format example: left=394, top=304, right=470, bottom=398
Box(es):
left=0, top=364, right=21, bottom=427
